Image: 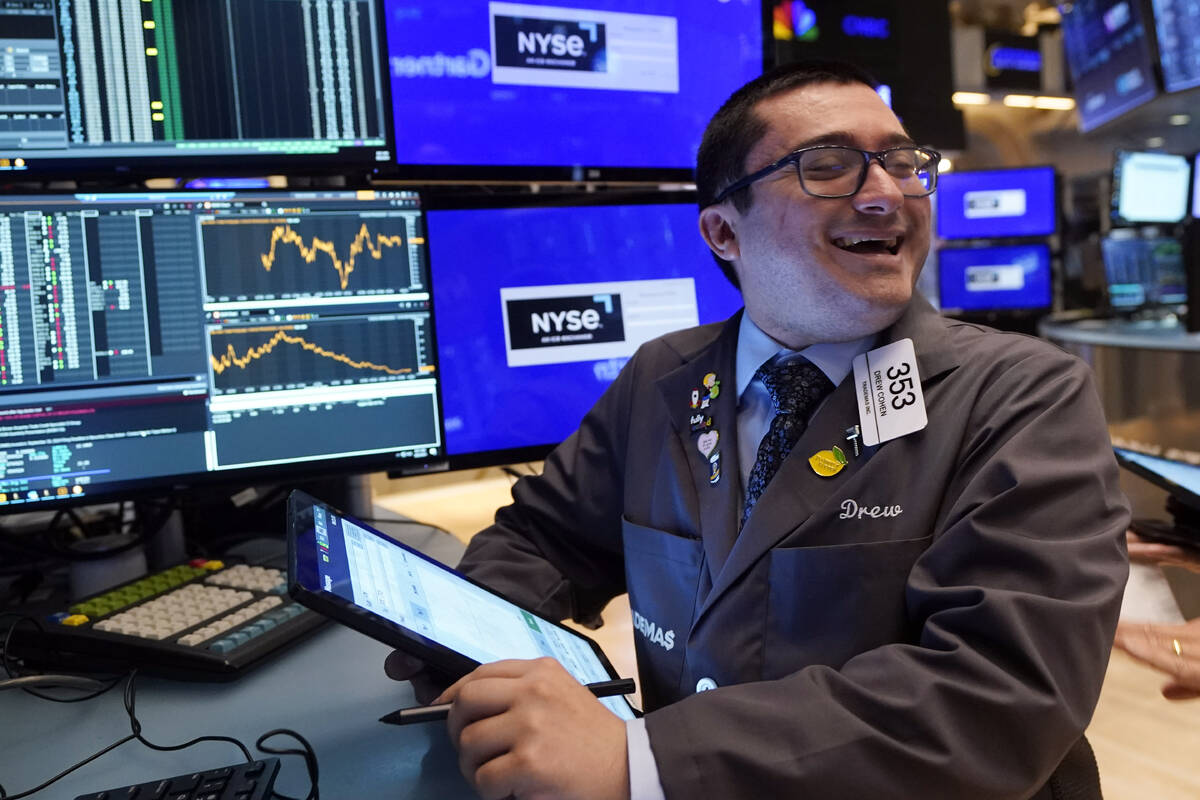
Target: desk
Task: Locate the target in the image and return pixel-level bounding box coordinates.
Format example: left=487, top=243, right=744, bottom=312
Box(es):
left=0, top=519, right=481, bottom=800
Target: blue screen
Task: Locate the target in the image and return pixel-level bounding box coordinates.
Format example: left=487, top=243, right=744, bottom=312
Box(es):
left=1101, top=236, right=1187, bottom=309
left=1061, top=0, right=1159, bottom=132
left=427, top=202, right=744, bottom=457
left=935, top=167, right=1056, bottom=240
left=1151, top=0, right=1200, bottom=93
left=938, top=244, right=1052, bottom=311
left=383, top=0, right=764, bottom=171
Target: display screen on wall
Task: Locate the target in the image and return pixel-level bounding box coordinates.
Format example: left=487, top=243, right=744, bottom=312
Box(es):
left=937, top=244, right=1053, bottom=312
left=1151, top=0, right=1200, bottom=92
left=935, top=166, right=1057, bottom=240
left=1060, top=0, right=1160, bottom=132
left=1113, top=150, right=1192, bottom=225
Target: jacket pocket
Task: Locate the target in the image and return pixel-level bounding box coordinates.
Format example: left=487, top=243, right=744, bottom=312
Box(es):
left=763, top=534, right=932, bottom=679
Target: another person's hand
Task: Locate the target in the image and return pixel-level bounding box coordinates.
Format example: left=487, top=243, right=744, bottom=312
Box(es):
left=1114, top=617, right=1200, bottom=700
left=437, top=657, right=630, bottom=800
left=1126, top=530, right=1200, bottom=573
left=383, top=650, right=452, bottom=705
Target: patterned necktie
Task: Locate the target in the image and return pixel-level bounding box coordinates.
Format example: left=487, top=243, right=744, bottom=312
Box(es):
left=741, top=356, right=834, bottom=527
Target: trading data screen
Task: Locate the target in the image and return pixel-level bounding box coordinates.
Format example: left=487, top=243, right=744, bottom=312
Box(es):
left=937, top=244, right=1052, bottom=312
left=0, top=190, right=440, bottom=509
left=382, top=0, right=764, bottom=175
left=1101, top=235, right=1187, bottom=309
left=426, top=199, right=743, bottom=461
left=935, top=167, right=1057, bottom=240
left=1061, top=0, right=1159, bottom=132
left=0, top=0, right=390, bottom=174
left=1151, top=0, right=1200, bottom=93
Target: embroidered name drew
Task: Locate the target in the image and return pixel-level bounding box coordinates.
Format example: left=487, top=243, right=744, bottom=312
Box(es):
left=839, top=498, right=903, bottom=520
left=632, top=610, right=676, bottom=651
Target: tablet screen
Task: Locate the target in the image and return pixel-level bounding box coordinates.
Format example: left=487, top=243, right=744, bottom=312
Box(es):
left=296, top=496, right=635, bottom=720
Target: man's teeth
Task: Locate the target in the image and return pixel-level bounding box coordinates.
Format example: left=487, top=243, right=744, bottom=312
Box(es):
left=833, top=236, right=899, bottom=250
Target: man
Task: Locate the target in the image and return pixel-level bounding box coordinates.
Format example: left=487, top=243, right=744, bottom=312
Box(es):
left=391, top=61, right=1130, bottom=800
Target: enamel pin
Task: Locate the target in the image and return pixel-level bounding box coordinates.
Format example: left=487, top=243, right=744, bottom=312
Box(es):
left=809, top=445, right=847, bottom=477
left=689, top=373, right=722, bottom=485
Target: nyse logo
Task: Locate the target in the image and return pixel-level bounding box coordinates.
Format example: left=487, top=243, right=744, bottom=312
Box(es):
left=507, top=294, right=625, bottom=350
left=493, top=14, right=607, bottom=73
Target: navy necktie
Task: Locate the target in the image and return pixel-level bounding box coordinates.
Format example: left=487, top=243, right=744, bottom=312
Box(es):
left=741, top=356, right=834, bottom=527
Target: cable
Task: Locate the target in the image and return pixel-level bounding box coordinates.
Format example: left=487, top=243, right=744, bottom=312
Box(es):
left=0, top=615, right=123, bottom=702
left=0, top=674, right=110, bottom=692
left=122, top=669, right=254, bottom=762
left=257, top=730, right=320, bottom=800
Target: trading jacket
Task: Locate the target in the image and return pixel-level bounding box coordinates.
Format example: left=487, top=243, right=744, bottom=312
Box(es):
left=459, top=295, right=1130, bottom=800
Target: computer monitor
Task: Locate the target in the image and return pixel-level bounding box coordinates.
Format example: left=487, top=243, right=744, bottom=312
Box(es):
left=381, top=1, right=767, bottom=180
left=0, top=1, right=391, bottom=177
left=1101, top=234, right=1187, bottom=310
left=1060, top=0, right=1160, bottom=132
left=935, top=166, right=1057, bottom=240
left=1113, top=150, right=1192, bottom=225
left=0, top=189, right=441, bottom=511
left=1150, top=0, right=1200, bottom=93
left=1193, top=152, right=1200, bottom=218
left=937, top=244, right=1053, bottom=313
left=424, top=192, right=743, bottom=466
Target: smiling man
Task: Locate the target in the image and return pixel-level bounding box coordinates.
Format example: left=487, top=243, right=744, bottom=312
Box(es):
left=391, top=61, right=1130, bottom=800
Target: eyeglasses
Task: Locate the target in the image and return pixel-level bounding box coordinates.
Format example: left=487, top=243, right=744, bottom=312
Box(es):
left=710, top=144, right=942, bottom=206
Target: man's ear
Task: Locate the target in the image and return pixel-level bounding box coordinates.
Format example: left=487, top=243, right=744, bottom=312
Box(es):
left=699, top=205, right=740, bottom=263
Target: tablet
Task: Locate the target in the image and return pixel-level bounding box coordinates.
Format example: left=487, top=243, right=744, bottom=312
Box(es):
left=286, top=490, right=638, bottom=720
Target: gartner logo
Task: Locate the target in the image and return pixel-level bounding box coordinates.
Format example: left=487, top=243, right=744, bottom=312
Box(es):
left=506, top=293, right=625, bottom=351
left=390, top=49, right=491, bottom=79
left=493, top=14, right=606, bottom=73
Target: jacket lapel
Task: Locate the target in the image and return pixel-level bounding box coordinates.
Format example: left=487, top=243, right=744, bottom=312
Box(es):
left=696, top=296, right=962, bottom=620
left=655, top=313, right=743, bottom=578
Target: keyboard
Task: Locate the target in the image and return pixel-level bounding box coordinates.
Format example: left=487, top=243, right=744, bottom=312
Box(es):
left=8, top=560, right=325, bottom=680
left=73, top=757, right=280, bottom=800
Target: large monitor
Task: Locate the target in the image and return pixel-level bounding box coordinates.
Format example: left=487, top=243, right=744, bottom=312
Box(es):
left=1101, top=234, right=1187, bottom=310
left=937, top=243, right=1053, bottom=313
left=0, top=0, right=391, bottom=177
left=424, top=192, right=743, bottom=466
left=935, top=166, right=1057, bottom=241
left=381, top=1, right=767, bottom=180
left=1112, top=150, right=1192, bottom=225
left=0, top=189, right=441, bottom=511
left=1060, top=0, right=1159, bottom=132
left=1150, top=0, right=1200, bottom=93
left=1193, top=152, right=1200, bottom=219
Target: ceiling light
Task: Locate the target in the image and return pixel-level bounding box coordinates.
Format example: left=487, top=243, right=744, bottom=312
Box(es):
left=1033, top=96, right=1076, bottom=110
left=952, top=92, right=990, bottom=106
left=939, top=158, right=953, bottom=173
left=1003, top=94, right=1037, bottom=107
left=1146, top=136, right=1165, bottom=148
left=1169, top=114, right=1191, bottom=126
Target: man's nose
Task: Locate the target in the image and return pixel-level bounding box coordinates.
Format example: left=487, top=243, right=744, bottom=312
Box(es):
left=852, top=161, right=904, bottom=215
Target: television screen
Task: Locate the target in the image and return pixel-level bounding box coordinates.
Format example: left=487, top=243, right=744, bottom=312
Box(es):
left=937, top=244, right=1053, bottom=312
left=1101, top=234, right=1187, bottom=308
left=0, top=189, right=442, bottom=511
left=935, top=167, right=1057, bottom=240
left=381, top=0, right=766, bottom=179
left=1113, top=151, right=1192, bottom=224
left=0, top=0, right=392, bottom=177
left=1060, top=0, right=1159, bottom=132
left=1193, top=152, right=1200, bottom=218
left=1151, top=0, right=1200, bottom=92
left=425, top=193, right=743, bottom=464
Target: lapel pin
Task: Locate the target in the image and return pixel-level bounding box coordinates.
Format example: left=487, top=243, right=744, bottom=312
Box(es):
left=708, top=451, right=721, bottom=485
left=844, top=425, right=861, bottom=457
left=809, top=445, right=847, bottom=478
left=697, top=430, right=719, bottom=458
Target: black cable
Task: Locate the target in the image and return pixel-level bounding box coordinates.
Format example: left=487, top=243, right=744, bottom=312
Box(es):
left=122, top=669, right=254, bottom=762
left=257, top=730, right=320, bottom=800
left=0, top=674, right=110, bottom=692
left=0, top=730, right=137, bottom=799
left=358, top=516, right=453, bottom=538
left=0, top=615, right=123, bottom=702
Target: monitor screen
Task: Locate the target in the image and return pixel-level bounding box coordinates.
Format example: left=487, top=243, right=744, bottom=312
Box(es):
left=0, top=189, right=441, bottom=511
left=937, top=244, right=1053, bottom=312
left=425, top=193, right=743, bottom=464
left=381, top=0, right=766, bottom=179
left=0, top=0, right=391, bottom=177
left=1101, top=235, right=1187, bottom=309
left=1193, top=152, right=1200, bottom=218
left=1060, top=0, right=1159, bottom=132
left=1114, top=447, right=1200, bottom=510
left=935, top=167, right=1057, bottom=240
left=1151, top=0, right=1200, bottom=93
left=1113, top=151, right=1192, bottom=224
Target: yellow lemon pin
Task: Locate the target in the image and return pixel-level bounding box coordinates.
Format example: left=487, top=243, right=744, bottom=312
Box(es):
left=809, top=445, right=848, bottom=477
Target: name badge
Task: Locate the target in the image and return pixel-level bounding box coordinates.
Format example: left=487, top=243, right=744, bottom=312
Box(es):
left=851, top=338, right=927, bottom=446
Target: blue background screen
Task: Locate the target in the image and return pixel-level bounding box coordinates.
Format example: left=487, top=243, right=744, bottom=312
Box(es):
left=938, top=244, right=1052, bottom=311
left=383, top=0, right=764, bottom=169
left=936, top=167, right=1057, bottom=240
left=427, top=202, right=744, bottom=457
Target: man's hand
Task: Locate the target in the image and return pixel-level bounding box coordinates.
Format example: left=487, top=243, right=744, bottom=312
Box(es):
left=437, top=657, right=631, bottom=800
left=1114, top=617, right=1200, bottom=700
left=1126, top=530, right=1200, bottom=573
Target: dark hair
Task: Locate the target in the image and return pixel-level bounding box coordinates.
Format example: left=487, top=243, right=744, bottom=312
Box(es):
left=696, top=60, right=879, bottom=285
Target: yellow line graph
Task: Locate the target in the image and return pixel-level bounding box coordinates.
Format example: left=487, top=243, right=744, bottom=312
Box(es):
left=258, top=222, right=407, bottom=290
left=210, top=328, right=411, bottom=376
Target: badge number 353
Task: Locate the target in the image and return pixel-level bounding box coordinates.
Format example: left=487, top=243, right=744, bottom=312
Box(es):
left=852, top=338, right=927, bottom=447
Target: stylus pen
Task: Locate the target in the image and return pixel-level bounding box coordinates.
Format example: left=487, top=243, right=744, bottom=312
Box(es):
left=379, top=677, right=637, bottom=725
